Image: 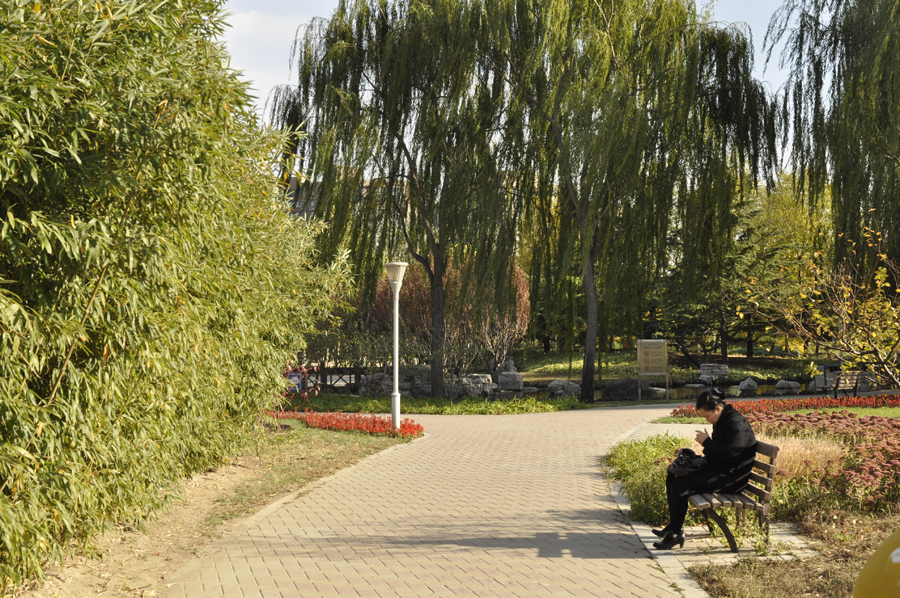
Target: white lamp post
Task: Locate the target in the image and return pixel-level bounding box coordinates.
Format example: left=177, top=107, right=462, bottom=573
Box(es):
left=384, top=262, right=408, bottom=430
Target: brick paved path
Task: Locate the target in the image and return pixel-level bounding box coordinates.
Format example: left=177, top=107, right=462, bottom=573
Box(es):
left=162, top=405, right=685, bottom=598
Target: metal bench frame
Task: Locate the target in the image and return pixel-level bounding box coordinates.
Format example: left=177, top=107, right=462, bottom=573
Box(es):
left=687, top=440, right=780, bottom=553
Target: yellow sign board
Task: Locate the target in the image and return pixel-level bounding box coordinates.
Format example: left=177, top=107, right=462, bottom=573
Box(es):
left=637, top=340, right=667, bottom=375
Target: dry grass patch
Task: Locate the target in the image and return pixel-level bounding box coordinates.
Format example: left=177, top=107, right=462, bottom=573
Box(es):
left=756, top=433, right=845, bottom=481
left=692, top=508, right=899, bottom=598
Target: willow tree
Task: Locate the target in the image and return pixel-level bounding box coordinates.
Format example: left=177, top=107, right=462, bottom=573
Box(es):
left=767, top=0, right=900, bottom=263
left=484, top=0, right=777, bottom=400
left=270, top=0, right=523, bottom=396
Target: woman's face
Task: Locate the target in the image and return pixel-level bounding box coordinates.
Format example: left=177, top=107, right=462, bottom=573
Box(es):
left=698, top=405, right=723, bottom=425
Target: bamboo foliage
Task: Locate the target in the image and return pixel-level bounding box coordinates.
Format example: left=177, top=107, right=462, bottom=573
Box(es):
left=0, top=0, right=346, bottom=586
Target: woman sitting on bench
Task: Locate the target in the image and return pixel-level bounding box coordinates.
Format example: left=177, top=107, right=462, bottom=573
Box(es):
left=652, top=390, right=757, bottom=550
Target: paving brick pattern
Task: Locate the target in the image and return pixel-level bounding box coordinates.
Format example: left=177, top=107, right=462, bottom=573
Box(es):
left=162, top=405, right=682, bottom=597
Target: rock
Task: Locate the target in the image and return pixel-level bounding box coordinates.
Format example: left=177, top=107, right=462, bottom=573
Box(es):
left=700, top=363, right=730, bottom=380
left=775, top=380, right=801, bottom=395
left=738, top=378, right=758, bottom=396
left=650, top=387, right=668, bottom=399
left=601, top=378, right=657, bottom=401
left=498, top=371, right=524, bottom=391
left=698, top=375, right=715, bottom=385
left=547, top=380, right=581, bottom=398
left=447, top=373, right=495, bottom=398
left=496, top=357, right=517, bottom=373
left=523, top=386, right=540, bottom=394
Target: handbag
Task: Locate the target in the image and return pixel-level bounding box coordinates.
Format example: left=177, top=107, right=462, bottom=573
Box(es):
left=667, top=448, right=708, bottom=477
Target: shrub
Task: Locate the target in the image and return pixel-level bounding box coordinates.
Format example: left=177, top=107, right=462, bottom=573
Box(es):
left=0, top=0, right=345, bottom=588
left=606, top=434, right=686, bottom=525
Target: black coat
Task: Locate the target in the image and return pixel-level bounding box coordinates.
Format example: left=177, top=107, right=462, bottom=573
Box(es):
left=701, top=403, right=757, bottom=479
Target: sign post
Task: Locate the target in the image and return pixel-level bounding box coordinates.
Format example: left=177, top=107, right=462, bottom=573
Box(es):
left=637, top=339, right=668, bottom=401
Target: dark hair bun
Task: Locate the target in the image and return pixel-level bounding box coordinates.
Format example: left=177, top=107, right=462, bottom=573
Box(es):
left=695, top=389, right=727, bottom=411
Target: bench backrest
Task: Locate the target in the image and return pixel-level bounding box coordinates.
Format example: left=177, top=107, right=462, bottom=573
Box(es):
left=742, top=440, right=779, bottom=509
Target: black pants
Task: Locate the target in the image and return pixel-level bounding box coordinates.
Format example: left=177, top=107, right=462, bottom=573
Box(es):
left=665, top=469, right=749, bottom=531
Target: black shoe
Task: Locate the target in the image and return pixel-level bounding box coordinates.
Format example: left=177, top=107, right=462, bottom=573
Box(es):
left=651, top=527, right=671, bottom=538
left=652, top=531, right=685, bottom=550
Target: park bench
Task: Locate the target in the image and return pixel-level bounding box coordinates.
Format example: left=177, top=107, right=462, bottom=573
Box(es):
left=687, top=440, right=780, bottom=553
left=826, top=370, right=871, bottom=400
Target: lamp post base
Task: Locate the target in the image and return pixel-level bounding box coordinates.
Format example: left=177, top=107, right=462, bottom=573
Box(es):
left=391, top=391, right=401, bottom=430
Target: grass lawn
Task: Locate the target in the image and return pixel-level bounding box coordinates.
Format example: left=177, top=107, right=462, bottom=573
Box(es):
left=203, top=419, right=406, bottom=528
left=280, top=393, right=585, bottom=415
left=516, top=346, right=813, bottom=386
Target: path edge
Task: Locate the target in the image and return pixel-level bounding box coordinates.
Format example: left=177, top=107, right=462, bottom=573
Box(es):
left=159, top=431, right=432, bottom=595
left=607, top=425, right=711, bottom=598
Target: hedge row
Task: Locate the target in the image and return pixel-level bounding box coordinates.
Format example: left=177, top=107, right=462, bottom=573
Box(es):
left=0, top=0, right=345, bottom=587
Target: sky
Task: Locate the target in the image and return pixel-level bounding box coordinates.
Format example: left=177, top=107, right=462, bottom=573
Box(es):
left=221, top=0, right=790, bottom=119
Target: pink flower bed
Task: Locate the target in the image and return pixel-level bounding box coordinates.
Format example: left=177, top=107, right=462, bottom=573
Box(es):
left=670, top=394, right=900, bottom=418
left=747, top=410, right=900, bottom=508
left=265, top=409, right=424, bottom=438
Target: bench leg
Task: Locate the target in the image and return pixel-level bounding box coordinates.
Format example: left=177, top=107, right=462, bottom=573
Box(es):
left=705, top=508, right=739, bottom=553
left=759, top=511, right=770, bottom=542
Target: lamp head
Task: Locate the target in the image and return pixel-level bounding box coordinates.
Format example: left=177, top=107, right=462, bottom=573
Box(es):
left=384, top=262, right=408, bottom=283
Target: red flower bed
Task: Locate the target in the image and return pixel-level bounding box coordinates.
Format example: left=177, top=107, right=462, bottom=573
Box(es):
left=670, top=394, right=900, bottom=418
left=264, top=409, right=424, bottom=438
left=746, top=410, right=900, bottom=508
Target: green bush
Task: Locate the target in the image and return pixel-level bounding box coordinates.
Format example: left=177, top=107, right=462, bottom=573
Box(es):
left=0, top=0, right=346, bottom=588
left=606, top=434, right=686, bottom=526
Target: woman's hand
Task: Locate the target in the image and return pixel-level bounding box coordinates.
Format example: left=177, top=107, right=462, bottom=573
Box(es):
left=695, top=428, right=710, bottom=444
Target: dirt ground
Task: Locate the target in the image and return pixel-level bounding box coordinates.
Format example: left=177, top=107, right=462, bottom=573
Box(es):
left=12, top=425, right=403, bottom=598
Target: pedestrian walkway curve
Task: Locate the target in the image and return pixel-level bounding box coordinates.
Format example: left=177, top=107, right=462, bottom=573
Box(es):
left=162, top=405, right=692, bottom=597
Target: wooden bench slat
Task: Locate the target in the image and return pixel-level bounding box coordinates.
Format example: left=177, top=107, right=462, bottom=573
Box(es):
left=753, top=459, right=776, bottom=476
left=714, top=493, right=734, bottom=507
left=749, top=471, right=773, bottom=490
left=689, top=494, right=711, bottom=510
left=755, top=441, right=780, bottom=461
left=742, top=483, right=770, bottom=502
left=734, top=493, right=763, bottom=512
left=701, top=493, right=722, bottom=508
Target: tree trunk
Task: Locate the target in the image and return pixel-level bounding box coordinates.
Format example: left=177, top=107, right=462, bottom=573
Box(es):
left=719, top=312, right=729, bottom=364
left=580, top=232, right=599, bottom=403
left=430, top=255, right=445, bottom=397
left=746, top=315, right=754, bottom=358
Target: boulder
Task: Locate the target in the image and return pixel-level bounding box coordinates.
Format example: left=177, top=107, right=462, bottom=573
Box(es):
left=698, top=375, right=715, bottom=385
left=498, top=371, right=524, bottom=391
left=650, top=387, right=668, bottom=399
left=497, top=357, right=517, bottom=373
left=700, top=363, right=730, bottom=380
left=448, top=374, right=495, bottom=398
left=738, top=377, right=758, bottom=396
left=547, top=380, right=581, bottom=398
left=775, top=380, right=802, bottom=395
left=523, top=386, right=540, bottom=394
left=601, top=378, right=657, bottom=401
